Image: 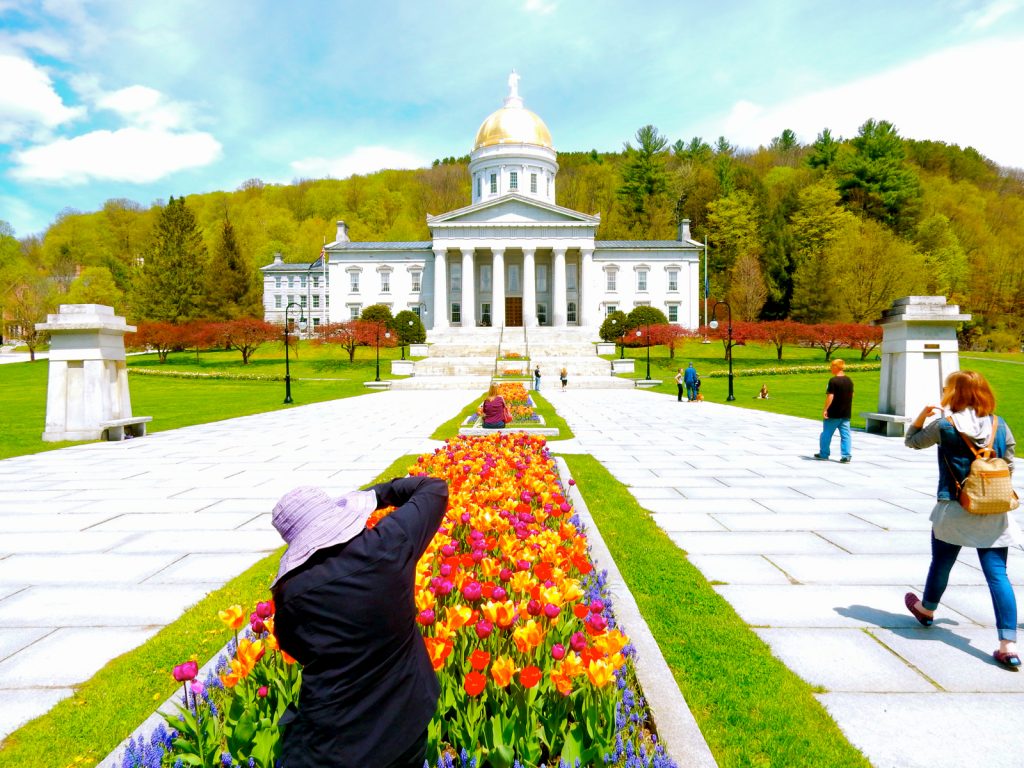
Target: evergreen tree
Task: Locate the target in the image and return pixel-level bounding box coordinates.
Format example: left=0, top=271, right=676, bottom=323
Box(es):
left=204, top=218, right=259, bottom=319
left=133, top=196, right=208, bottom=323
left=616, top=125, right=673, bottom=236
left=807, top=128, right=840, bottom=170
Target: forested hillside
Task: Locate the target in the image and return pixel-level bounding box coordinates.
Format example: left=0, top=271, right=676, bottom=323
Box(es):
left=1, top=119, right=1022, bottom=349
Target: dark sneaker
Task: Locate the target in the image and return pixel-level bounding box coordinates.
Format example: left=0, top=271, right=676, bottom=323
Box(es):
left=813, top=454, right=828, bottom=460
left=840, top=457, right=852, bottom=463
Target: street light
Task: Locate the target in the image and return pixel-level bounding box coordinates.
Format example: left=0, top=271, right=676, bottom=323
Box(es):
left=610, top=318, right=625, bottom=359
left=636, top=327, right=652, bottom=381
left=400, top=319, right=414, bottom=360
left=374, top=323, right=392, bottom=382
left=283, top=301, right=306, bottom=404
left=708, top=301, right=735, bottom=401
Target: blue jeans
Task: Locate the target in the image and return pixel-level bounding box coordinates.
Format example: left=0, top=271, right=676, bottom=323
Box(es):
left=922, top=532, right=1017, bottom=642
left=686, top=383, right=697, bottom=401
left=819, top=418, right=851, bottom=458
left=534, top=377, right=540, bottom=391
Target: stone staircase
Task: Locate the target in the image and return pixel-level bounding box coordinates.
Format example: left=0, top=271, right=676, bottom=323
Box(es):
left=391, top=326, right=633, bottom=389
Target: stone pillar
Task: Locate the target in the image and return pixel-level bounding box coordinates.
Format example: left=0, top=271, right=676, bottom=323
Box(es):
left=433, top=248, right=448, bottom=330
left=867, top=296, right=971, bottom=436
left=461, top=248, right=476, bottom=328
left=579, top=248, right=595, bottom=328
left=491, top=248, right=506, bottom=329
left=35, top=304, right=139, bottom=441
left=522, top=247, right=537, bottom=328
left=552, top=247, right=567, bottom=327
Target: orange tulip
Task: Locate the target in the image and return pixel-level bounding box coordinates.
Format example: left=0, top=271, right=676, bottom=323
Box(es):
left=512, top=619, right=546, bottom=654
left=550, top=669, right=573, bottom=696
left=560, top=651, right=584, bottom=678
left=218, top=604, right=245, bottom=631
left=491, top=655, right=517, bottom=688
left=586, top=658, right=615, bottom=688
left=423, top=636, right=453, bottom=671
left=469, top=649, right=490, bottom=671
left=445, top=604, right=474, bottom=632
left=519, top=665, right=542, bottom=688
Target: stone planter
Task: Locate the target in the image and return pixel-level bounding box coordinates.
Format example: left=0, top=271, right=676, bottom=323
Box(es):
left=391, top=360, right=415, bottom=376
left=611, top=358, right=635, bottom=374
left=596, top=342, right=616, bottom=356
left=409, top=343, right=428, bottom=357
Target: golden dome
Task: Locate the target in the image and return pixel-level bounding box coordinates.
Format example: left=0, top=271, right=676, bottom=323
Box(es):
left=474, top=105, right=553, bottom=150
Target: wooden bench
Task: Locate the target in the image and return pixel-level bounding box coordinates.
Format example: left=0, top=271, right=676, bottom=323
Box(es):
left=861, top=412, right=911, bottom=437
left=101, top=416, right=153, bottom=441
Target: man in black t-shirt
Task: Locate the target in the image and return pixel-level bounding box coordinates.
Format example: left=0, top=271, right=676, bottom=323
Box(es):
left=815, top=358, right=854, bottom=463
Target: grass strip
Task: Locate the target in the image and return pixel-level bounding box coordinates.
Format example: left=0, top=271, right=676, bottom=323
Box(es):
left=562, top=454, right=871, bottom=768
left=0, top=454, right=419, bottom=768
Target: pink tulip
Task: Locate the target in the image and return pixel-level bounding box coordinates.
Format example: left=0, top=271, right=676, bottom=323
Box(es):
left=492, top=586, right=507, bottom=601
left=173, top=660, right=198, bottom=682
left=475, top=619, right=494, bottom=639
left=190, top=680, right=204, bottom=696
left=543, top=603, right=561, bottom=619
left=527, top=599, right=541, bottom=616
left=590, top=599, right=605, bottom=614
left=255, top=601, right=274, bottom=619
left=417, top=609, right=435, bottom=626
left=551, top=643, right=566, bottom=660
left=257, top=686, right=268, bottom=698
left=568, top=478, right=576, bottom=486
left=462, top=581, right=483, bottom=602
left=570, top=632, right=587, bottom=652
left=441, top=544, right=456, bottom=557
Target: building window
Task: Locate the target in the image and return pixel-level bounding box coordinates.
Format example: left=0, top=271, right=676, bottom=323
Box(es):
left=567, top=302, right=577, bottom=323
left=530, top=173, right=537, bottom=193
left=275, top=295, right=282, bottom=309
left=412, top=305, right=421, bottom=318
left=349, top=304, right=361, bottom=320
left=668, top=304, right=679, bottom=322
left=312, top=276, right=320, bottom=288
left=313, top=295, right=320, bottom=309
left=481, top=302, right=491, bottom=326
left=567, top=264, right=578, bottom=290
left=450, top=263, right=461, bottom=293
left=288, top=276, right=295, bottom=288
left=381, top=272, right=390, bottom=293
left=300, top=295, right=307, bottom=307
left=411, top=271, right=422, bottom=292
left=537, top=264, right=548, bottom=292
left=300, top=275, right=307, bottom=289
left=350, top=273, right=360, bottom=292
left=477, top=177, right=482, bottom=197
left=510, top=171, right=518, bottom=191
left=480, top=265, right=492, bottom=291
left=451, top=302, right=461, bottom=324
left=287, top=294, right=295, bottom=305
left=637, top=270, right=648, bottom=292
left=605, top=304, right=617, bottom=316
left=312, top=317, right=320, bottom=328
left=275, top=276, right=282, bottom=288
left=606, top=271, right=617, bottom=291
left=490, top=173, right=497, bottom=193
left=668, top=269, right=679, bottom=292
left=547, top=176, right=551, bottom=195
left=508, top=265, right=520, bottom=292
left=537, top=303, right=547, bottom=325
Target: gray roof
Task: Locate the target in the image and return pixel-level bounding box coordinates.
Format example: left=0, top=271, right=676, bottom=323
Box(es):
left=260, top=262, right=324, bottom=272
left=330, top=241, right=432, bottom=251
left=596, top=240, right=696, bottom=249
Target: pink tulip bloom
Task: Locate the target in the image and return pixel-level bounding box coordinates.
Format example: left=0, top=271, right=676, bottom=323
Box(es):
left=173, top=660, right=199, bottom=682
left=551, top=643, right=566, bottom=660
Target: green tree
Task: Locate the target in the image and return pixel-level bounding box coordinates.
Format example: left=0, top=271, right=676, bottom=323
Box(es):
left=204, top=218, right=260, bottom=319
left=913, top=213, right=968, bottom=298
left=394, top=309, right=426, bottom=346
left=807, top=128, right=840, bottom=170
left=133, top=197, right=208, bottom=323
left=728, top=253, right=768, bottom=321
left=836, top=119, right=923, bottom=233
left=616, top=125, right=674, bottom=236
left=599, top=310, right=629, bottom=343
left=359, top=303, right=394, bottom=327
left=65, top=266, right=125, bottom=310
left=626, top=305, right=668, bottom=331
left=705, top=191, right=762, bottom=299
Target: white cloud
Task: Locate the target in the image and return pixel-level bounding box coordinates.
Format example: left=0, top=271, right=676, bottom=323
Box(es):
left=524, top=0, right=557, bottom=14
left=962, top=0, right=1020, bottom=30
left=290, top=146, right=427, bottom=179
left=11, top=126, right=222, bottom=183
left=96, top=84, right=190, bottom=129
left=706, top=36, right=1024, bottom=170
left=0, top=53, right=84, bottom=141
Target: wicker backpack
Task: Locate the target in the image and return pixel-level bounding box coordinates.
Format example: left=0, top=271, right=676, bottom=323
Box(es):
left=945, top=416, right=1020, bottom=515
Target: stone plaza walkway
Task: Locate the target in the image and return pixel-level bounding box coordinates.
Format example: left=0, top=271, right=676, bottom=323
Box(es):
left=2, top=385, right=1024, bottom=767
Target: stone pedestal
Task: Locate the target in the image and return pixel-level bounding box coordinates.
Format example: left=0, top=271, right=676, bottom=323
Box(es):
left=611, top=359, right=635, bottom=375
left=409, top=343, right=429, bottom=357
left=595, top=342, right=616, bottom=356
left=391, top=360, right=415, bottom=376
left=36, top=305, right=146, bottom=442
left=864, top=296, right=970, bottom=437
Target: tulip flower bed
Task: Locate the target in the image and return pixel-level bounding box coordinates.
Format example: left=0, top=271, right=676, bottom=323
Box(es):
left=466, top=383, right=542, bottom=426
left=120, top=433, right=675, bottom=768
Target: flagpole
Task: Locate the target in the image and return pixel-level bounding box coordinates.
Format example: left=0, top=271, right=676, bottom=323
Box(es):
left=703, top=235, right=708, bottom=328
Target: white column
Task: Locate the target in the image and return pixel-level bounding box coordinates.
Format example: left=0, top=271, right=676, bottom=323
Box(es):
left=492, top=248, right=506, bottom=328
left=552, top=247, right=567, bottom=327
left=433, top=249, right=448, bottom=329
left=579, top=248, right=595, bottom=327
left=461, top=248, right=475, bottom=328
left=522, top=246, right=537, bottom=328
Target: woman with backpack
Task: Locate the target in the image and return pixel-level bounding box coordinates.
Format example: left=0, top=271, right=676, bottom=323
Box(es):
left=903, top=370, right=1020, bottom=668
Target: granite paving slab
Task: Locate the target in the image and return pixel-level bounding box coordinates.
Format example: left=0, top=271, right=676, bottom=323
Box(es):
left=668, top=531, right=845, bottom=555
left=0, top=553, right=178, bottom=586
left=143, top=552, right=272, bottom=584
left=686, top=554, right=793, bottom=585
left=710, top=512, right=883, bottom=531
left=0, top=626, right=160, bottom=686
left=763, top=553, right=984, bottom=586
left=0, top=688, right=75, bottom=737
left=0, top=628, right=51, bottom=663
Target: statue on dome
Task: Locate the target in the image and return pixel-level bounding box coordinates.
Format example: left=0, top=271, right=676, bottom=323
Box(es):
left=507, top=69, right=520, bottom=100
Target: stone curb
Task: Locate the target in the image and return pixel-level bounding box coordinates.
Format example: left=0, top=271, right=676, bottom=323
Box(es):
left=554, top=456, right=719, bottom=768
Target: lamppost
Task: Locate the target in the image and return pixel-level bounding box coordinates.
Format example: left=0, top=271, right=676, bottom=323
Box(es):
left=283, top=301, right=306, bottom=404
left=636, top=327, right=651, bottom=381
left=709, top=301, right=735, bottom=401
left=400, top=319, right=414, bottom=360
left=374, top=323, right=392, bottom=382
left=610, top=318, right=625, bottom=359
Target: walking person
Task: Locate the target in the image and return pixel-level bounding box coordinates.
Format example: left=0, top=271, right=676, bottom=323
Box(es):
left=533, top=365, right=541, bottom=391
left=271, top=475, right=450, bottom=767
left=560, top=366, right=568, bottom=391
left=902, top=370, right=1020, bottom=668
left=683, top=363, right=699, bottom=402
left=814, top=358, right=853, bottom=462
left=675, top=368, right=684, bottom=402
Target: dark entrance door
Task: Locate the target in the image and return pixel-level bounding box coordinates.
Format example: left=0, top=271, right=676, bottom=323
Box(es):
left=505, top=297, right=523, bottom=327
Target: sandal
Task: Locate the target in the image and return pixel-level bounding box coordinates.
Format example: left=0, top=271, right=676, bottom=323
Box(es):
left=993, top=650, right=1021, bottom=669
left=904, top=592, right=933, bottom=627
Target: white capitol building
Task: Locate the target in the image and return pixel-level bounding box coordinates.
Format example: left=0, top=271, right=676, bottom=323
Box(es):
left=262, top=73, right=702, bottom=341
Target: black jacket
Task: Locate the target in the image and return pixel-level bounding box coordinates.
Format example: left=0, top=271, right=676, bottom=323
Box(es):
left=272, top=475, right=449, bottom=767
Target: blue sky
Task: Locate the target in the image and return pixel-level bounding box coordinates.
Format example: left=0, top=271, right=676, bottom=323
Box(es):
left=2, top=0, right=1023, bottom=237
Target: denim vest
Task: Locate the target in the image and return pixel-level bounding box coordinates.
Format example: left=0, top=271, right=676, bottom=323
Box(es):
left=936, top=417, right=1009, bottom=500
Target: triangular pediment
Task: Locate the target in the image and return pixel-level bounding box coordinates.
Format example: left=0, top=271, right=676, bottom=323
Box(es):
left=427, top=194, right=599, bottom=228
